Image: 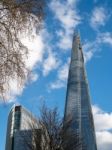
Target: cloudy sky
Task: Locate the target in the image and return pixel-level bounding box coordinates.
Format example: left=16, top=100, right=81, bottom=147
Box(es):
left=0, top=0, right=112, bottom=150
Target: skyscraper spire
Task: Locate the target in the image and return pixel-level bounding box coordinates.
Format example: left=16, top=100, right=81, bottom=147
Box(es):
left=64, top=31, right=97, bottom=150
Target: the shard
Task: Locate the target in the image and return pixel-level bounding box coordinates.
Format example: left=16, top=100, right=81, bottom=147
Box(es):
left=64, top=31, right=97, bottom=150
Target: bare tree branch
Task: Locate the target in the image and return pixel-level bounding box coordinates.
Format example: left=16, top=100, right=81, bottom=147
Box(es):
left=21, top=105, right=83, bottom=150
left=0, top=0, right=44, bottom=101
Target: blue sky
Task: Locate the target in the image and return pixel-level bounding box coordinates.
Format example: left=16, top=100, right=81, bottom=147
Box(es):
left=0, top=0, right=112, bottom=150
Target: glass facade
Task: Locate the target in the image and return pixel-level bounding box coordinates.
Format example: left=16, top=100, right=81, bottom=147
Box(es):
left=64, top=32, right=97, bottom=150
left=5, top=105, right=39, bottom=150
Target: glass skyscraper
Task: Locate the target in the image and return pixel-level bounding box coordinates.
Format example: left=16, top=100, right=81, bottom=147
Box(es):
left=5, top=105, right=39, bottom=150
left=64, top=31, right=97, bottom=150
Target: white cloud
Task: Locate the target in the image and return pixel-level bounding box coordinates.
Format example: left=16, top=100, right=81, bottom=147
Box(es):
left=43, top=50, right=60, bottom=76
left=49, top=0, right=81, bottom=50
left=49, top=59, right=70, bottom=90
left=28, top=72, right=39, bottom=83
left=2, top=79, right=25, bottom=102
left=3, top=27, right=56, bottom=102
left=58, top=59, right=70, bottom=81
left=83, top=31, right=112, bottom=63
left=57, top=30, right=72, bottom=50
left=92, top=105, right=112, bottom=131
left=97, top=32, right=112, bottom=46
left=91, top=7, right=107, bottom=29
left=96, top=131, right=112, bottom=150
left=92, top=105, right=112, bottom=150
left=83, top=41, right=98, bottom=63
left=67, top=0, right=77, bottom=5
left=21, top=31, right=45, bottom=69
left=50, top=0, right=80, bottom=29
left=0, top=28, right=46, bottom=102
left=2, top=19, right=65, bottom=102
left=49, top=80, right=65, bottom=90
left=84, top=50, right=94, bottom=63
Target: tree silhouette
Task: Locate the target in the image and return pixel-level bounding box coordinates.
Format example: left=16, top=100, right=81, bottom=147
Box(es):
left=0, top=0, right=44, bottom=100
left=21, top=105, right=82, bottom=150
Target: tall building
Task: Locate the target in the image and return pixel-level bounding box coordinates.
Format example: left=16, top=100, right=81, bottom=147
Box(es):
left=5, top=105, right=39, bottom=150
left=64, top=31, right=97, bottom=150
